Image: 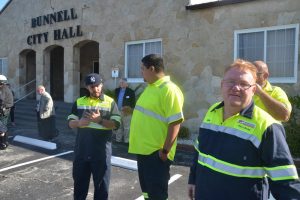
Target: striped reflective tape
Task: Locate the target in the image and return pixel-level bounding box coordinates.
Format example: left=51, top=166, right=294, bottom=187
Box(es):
left=196, top=148, right=298, bottom=180
left=266, top=165, right=299, bottom=181
left=77, top=105, right=110, bottom=111
left=135, top=105, right=182, bottom=123
left=81, top=122, right=111, bottom=130
left=67, top=114, right=78, bottom=120
left=111, top=115, right=121, bottom=122
left=197, top=151, right=265, bottom=178
left=201, top=122, right=260, bottom=148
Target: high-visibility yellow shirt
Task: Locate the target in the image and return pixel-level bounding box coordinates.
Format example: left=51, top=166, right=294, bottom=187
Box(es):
left=128, top=76, right=184, bottom=160
left=253, top=81, right=292, bottom=118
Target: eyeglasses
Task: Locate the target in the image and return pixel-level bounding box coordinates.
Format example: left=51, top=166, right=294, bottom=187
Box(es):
left=223, top=80, right=255, bottom=90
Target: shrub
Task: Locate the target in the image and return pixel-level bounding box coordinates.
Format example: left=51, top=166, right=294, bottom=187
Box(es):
left=284, top=95, right=300, bottom=157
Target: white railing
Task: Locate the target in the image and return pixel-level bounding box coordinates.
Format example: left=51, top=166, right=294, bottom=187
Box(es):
left=14, top=79, right=36, bottom=104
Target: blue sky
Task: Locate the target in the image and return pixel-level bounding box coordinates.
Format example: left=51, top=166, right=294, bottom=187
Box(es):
left=0, top=0, right=9, bottom=11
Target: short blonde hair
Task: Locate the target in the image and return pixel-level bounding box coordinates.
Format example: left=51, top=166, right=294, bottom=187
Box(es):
left=224, top=59, right=257, bottom=81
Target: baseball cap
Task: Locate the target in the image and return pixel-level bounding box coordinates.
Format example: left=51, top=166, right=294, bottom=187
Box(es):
left=0, top=75, right=7, bottom=84
left=85, top=73, right=103, bottom=86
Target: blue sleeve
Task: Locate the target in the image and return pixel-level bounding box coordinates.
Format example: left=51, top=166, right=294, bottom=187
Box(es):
left=260, top=123, right=300, bottom=199
left=188, top=148, right=198, bottom=185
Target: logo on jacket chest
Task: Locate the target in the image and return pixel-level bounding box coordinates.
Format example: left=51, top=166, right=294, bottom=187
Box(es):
left=235, top=119, right=256, bottom=132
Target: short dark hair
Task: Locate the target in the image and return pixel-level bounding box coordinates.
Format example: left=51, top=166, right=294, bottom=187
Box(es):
left=141, top=54, right=164, bottom=73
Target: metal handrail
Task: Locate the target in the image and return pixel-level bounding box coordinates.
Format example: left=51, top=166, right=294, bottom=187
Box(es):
left=14, top=79, right=36, bottom=104
left=14, top=90, right=35, bottom=104
left=14, top=79, right=36, bottom=93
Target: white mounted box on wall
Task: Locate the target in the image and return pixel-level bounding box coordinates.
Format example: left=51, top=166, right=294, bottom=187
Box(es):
left=112, top=67, right=119, bottom=78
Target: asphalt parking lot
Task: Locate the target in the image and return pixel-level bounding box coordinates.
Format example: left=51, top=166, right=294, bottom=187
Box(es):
left=0, top=127, right=193, bottom=200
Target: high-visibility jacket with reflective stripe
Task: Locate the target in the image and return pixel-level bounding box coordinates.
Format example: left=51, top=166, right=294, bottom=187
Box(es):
left=128, top=76, right=184, bottom=160
left=67, top=94, right=121, bottom=161
left=188, top=101, right=300, bottom=200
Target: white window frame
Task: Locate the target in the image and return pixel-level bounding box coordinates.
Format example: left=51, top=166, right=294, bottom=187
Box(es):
left=234, top=24, right=299, bottom=83
left=0, top=57, right=8, bottom=76
left=125, top=38, right=162, bottom=83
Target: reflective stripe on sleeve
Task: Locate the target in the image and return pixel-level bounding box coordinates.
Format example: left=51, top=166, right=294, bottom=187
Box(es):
left=67, top=114, right=78, bottom=120
left=201, top=122, right=261, bottom=148
left=266, top=165, right=299, bottom=181
left=80, top=122, right=111, bottom=130
left=135, top=105, right=183, bottom=123
left=110, top=115, right=121, bottom=123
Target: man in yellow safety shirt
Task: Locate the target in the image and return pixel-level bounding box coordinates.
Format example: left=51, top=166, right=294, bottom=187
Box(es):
left=253, top=60, right=291, bottom=122
left=129, top=54, right=184, bottom=200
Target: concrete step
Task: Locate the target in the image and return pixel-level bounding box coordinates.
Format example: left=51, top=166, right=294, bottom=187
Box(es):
left=13, top=99, right=72, bottom=132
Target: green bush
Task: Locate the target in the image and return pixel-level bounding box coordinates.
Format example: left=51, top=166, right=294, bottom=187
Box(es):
left=285, top=95, right=300, bottom=157
left=178, top=126, right=190, bottom=139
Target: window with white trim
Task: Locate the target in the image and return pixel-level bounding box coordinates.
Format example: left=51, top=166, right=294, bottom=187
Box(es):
left=0, top=58, right=8, bottom=76
left=234, top=24, right=299, bottom=83
left=125, top=39, right=162, bottom=82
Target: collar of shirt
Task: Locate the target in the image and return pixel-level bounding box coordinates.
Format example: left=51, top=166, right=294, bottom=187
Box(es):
left=263, top=81, right=273, bottom=92
left=211, top=101, right=254, bottom=119
left=149, top=76, right=170, bottom=87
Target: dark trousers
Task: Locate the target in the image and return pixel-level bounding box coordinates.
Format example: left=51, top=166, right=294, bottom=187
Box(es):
left=10, top=105, right=15, bottom=123
left=137, top=151, right=171, bottom=200
left=73, top=143, right=111, bottom=200
left=36, top=112, right=58, bottom=140
left=0, top=115, right=8, bottom=149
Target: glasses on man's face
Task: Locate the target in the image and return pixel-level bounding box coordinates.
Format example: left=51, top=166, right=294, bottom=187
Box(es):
left=256, top=72, right=264, bottom=77
left=223, top=80, right=255, bottom=90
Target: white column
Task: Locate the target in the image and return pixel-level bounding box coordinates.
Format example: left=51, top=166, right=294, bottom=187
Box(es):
left=64, top=46, right=80, bottom=103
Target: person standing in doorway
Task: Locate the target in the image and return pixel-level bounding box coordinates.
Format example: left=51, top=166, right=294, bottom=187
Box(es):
left=36, top=85, right=58, bottom=140
left=114, top=78, right=135, bottom=143
left=253, top=60, right=292, bottom=122
left=129, top=54, right=184, bottom=200
left=68, top=73, right=121, bottom=200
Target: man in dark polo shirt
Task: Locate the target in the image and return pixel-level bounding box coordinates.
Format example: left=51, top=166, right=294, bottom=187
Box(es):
left=68, top=73, right=121, bottom=200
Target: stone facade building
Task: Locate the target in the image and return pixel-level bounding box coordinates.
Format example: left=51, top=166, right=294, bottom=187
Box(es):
left=0, top=0, right=300, bottom=135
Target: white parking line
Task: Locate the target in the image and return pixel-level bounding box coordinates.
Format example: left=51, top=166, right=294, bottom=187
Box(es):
left=0, top=150, right=74, bottom=172
left=135, top=174, right=182, bottom=200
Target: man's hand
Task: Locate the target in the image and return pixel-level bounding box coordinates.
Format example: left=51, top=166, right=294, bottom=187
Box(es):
left=255, top=83, right=263, bottom=96
left=158, top=149, right=168, bottom=161
left=83, top=109, right=102, bottom=123
left=78, top=117, right=90, bottom=127
left=188, top=184, right=195, bottom=200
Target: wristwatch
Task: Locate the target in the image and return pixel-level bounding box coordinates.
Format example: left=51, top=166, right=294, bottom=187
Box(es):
left=162, top=148, right=169, bottom=154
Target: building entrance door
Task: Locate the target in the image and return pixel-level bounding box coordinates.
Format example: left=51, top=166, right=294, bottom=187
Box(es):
left=50, top=46, right=64, bottom=101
